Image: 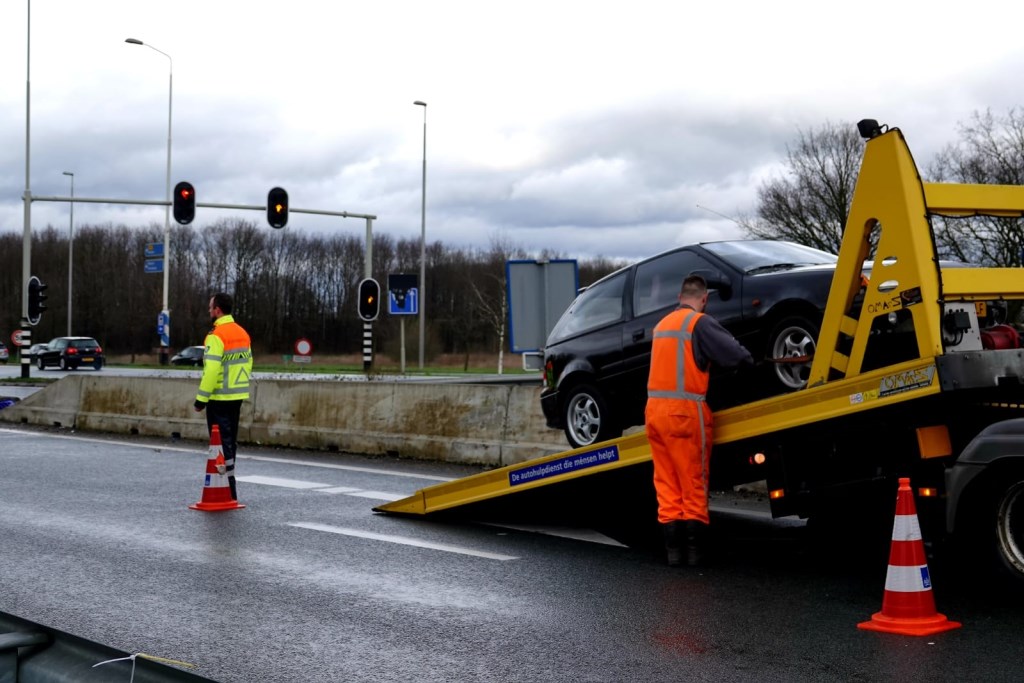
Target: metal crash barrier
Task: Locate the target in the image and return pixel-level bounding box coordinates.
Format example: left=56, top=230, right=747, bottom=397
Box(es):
left=0, top=612, right=215, bottom=683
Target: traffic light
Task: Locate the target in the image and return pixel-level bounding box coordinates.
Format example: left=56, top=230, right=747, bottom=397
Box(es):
left=173, top=181, right=196, bottom=224
left=267, top=187, right=289, bottom=229
left=28, top=276, right=48, bottom=325
left=358, top=278, right=380, bottom=321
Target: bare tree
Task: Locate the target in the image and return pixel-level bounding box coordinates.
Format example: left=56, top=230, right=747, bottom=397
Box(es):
left=465, top=234, right=528, bottom=373
left=748, top=121, right=864, bottom=254
left=928, top=108, right=1024, bottom=266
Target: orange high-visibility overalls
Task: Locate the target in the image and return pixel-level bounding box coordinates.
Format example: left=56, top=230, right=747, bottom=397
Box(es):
left=645, top=307, right=712, bottom=524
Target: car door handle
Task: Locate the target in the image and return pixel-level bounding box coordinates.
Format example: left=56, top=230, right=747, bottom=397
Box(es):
left=632, top=329, right=645, bottom=342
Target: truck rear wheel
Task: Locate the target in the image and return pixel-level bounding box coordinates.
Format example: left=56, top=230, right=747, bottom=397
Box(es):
left=994, top=480, right=1024, bottom=582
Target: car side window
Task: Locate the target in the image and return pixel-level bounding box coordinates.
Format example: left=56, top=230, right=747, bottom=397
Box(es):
left=633, top=251, right=719, bottom=317
left=547, top=271, right=628, bottom=342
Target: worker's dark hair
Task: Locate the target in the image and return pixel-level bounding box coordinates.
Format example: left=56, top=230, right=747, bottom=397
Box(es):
left=680, top=274, right=708, bottom=298
left=212, top=292, right=234, bottom=315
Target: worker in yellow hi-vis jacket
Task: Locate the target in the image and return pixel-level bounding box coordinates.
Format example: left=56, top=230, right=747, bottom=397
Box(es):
left=193, top=292, right=253, bottom=501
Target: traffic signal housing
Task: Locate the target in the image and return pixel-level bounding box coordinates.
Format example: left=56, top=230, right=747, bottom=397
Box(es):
left=173, top=181, right=195, bottom=224
left=28, top=275, right=48, bottom=325
left=358, top=278, right=380, bottom=321
left=267, top=187, right=289, bottom=229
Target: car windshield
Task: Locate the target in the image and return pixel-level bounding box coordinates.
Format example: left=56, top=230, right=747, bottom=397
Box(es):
left=702, top=240, right=837, bottom=274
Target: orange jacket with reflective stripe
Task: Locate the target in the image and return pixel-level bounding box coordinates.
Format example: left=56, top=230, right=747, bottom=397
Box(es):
left=647, top=307, right=708, bottom=403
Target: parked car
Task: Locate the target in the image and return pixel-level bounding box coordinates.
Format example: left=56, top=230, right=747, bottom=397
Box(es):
left=0, top=341, right=8, bottom=364
left=24, top=343, right=49, bottom=360
left=540, top=239, right=857, bottom=448
left=171, top=345, right=205, bottom=367
left=35, top=337, right=104, bottom=371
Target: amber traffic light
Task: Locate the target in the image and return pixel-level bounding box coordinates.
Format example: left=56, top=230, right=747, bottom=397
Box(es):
left=267, top=187, right=289, bottom=229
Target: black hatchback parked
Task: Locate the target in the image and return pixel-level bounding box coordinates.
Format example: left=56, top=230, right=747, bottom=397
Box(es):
left=36, top=336, right=105, bottom=371
left=540, top=240, right=848, bottom=448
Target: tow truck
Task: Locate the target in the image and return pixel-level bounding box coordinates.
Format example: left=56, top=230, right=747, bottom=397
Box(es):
left=377, top=120, right=1024, bottom=584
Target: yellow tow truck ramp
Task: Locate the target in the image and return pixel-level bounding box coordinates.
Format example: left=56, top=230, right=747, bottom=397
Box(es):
left=377, top=120, right=1024, bottom=528
left=375, top=431, right=654, bottom=515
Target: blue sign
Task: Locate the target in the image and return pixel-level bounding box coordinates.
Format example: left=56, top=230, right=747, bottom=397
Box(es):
left=157, top=311, right=170, bottom=346
left=389, top=287, right=419, bottom=315
left=144, top=258, right=164, bottom=274
left=508, top=445, right=620, bottom=487
left=145, top=242, right=164, bottom=258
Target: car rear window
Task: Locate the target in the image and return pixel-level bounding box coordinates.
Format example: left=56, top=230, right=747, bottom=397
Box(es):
left=547, top=271, right=627, bottom=343
left=70, top=339, right=99, bottom=349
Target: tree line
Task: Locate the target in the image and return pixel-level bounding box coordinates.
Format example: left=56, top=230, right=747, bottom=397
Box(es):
left=749, top=107, right=1024, bottom=268
left=4, top=107, right=1021, bottom=360
left=0, top=223, right=622, bottom=365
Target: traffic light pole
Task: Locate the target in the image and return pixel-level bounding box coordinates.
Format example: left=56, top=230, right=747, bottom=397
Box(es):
left=26, top=192, right=377, bottom=372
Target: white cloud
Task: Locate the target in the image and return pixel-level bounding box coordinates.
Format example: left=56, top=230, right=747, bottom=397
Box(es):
left=3, top=0, right=1023, bottom=262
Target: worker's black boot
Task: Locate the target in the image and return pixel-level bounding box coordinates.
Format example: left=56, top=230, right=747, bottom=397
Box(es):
left=662, top=521, right=683, bottom=567
left=685, top=520, right=708, bottom=567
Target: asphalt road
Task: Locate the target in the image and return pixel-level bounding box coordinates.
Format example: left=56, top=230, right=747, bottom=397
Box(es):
left=2, top=425, right=1023, bottom=682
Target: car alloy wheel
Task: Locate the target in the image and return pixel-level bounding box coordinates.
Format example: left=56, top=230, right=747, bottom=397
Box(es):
left=768, top=316, right=819, bottom=391
left=563, top=383, right=621, bottom=449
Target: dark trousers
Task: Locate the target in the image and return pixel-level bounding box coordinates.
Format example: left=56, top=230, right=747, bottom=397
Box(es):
left=206, top=400, right=242, bottom=499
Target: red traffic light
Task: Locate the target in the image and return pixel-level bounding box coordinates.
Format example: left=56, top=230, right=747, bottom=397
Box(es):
left=173, top=181, right=196, bottom=224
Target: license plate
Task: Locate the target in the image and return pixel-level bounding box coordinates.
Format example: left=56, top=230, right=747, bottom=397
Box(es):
left=82, top=357, right=94, bottom=362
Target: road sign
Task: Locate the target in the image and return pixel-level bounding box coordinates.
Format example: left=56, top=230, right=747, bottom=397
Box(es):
left=10, top=330, right=26, bottom=347
left=157, top=310, right=170, bottom=347
left=145, top=259, right=164, bottom=274
left=506, top=259, right=579, bottom=353
left=145, top=242, right=164, bottom=258
left=294, top=338, right=313, bottom=356
left=388, top=274, right=419, bottom=315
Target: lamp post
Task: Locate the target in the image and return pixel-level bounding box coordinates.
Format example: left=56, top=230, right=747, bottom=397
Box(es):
left=414, top=100, right=427, bottom=370
left=126, top=37, right=173, bottom=365
left=62, top=171, right=74, bottom=336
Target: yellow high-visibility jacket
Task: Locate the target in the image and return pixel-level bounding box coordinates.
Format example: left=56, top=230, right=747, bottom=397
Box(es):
left=196, top=315, right=253, bottom=403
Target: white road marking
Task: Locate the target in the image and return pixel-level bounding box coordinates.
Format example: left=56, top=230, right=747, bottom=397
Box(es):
left=344, top=490, right=405, bottom=501
left=236, top=475, right=331, bottom=489
left=289, top=522, right=519, bottom=561
left=0, top=427, right=450, bottom=481
left=483, top=523, right=627, bottom=547
left=314, top=486, right=361, bottom=494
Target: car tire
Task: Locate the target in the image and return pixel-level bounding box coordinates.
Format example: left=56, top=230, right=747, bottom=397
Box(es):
left=94, top=361, right=103, bottom=370
left=766, top=316, right=820, bottom=391
left=59, top=357, right=70, bottom=371
left=562, top=383, right=621, bottom=449
left=37, top=356, right=45, bottom=370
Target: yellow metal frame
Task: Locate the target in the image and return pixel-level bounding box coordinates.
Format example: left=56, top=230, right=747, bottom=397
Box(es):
left=809, top=128, right=1024, bottom=388
left=379, top=125, right=1024, bottom=518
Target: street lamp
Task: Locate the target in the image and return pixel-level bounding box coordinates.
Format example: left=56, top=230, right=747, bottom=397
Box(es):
left=126, top=37, right=173, bottom=365
left=414, top=100, right=427, bottom=370
left=62, top=171, right=74, bottom=335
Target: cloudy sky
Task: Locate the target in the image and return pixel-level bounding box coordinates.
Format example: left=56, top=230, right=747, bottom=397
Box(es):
left=2, top=0, right=1022, bottom=261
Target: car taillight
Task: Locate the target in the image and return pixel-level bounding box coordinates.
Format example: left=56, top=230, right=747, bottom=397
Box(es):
left=95, top=345, right=103, bottom=354
left=67, top=348, right=78, bottom=355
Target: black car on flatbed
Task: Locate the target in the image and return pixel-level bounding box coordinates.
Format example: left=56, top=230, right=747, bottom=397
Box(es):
left=540, top=240, right=851, bottom=448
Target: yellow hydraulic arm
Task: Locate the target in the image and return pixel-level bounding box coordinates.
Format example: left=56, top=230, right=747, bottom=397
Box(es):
left=809, top=124, right=1024, bottom=388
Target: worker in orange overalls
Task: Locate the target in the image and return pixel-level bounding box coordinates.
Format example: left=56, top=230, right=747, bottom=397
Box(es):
left=646, top=274, right=753, bottom=566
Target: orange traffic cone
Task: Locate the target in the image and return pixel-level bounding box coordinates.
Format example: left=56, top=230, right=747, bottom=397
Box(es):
left=189, top=425, right=245, bottom=512
left=858, top=477, right=960, bottom=636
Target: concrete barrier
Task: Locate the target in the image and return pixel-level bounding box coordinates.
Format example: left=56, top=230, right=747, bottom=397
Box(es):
left=0, top=376, right=568, bottom=466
